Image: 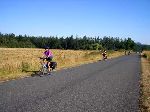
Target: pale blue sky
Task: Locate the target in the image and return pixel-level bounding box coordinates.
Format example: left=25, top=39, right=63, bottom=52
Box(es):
left=0, top=0, right=150, bottom=44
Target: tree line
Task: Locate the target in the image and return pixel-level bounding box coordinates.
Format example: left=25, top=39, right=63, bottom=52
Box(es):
left=0, top=32, right=149, bottom=51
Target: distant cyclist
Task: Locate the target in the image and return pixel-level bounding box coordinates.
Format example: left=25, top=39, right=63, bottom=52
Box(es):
left=102, top=50, right=107, bottom=60
left=128, top=51, right=131, bottom=55
left=43, top=47, right=53, bottom=72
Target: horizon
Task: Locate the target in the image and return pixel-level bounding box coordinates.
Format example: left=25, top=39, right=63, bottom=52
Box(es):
left=0, top=0, right=150, bottom=45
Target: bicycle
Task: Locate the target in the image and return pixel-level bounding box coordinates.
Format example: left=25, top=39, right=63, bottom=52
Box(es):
left=39, top=57, right=57, bottom=77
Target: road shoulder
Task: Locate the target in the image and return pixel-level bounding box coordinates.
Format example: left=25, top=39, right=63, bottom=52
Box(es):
left=140, top=57, right=150, bottom=111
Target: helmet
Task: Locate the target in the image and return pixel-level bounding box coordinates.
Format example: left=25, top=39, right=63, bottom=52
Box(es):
left=45, top=46, right=49, bottom=50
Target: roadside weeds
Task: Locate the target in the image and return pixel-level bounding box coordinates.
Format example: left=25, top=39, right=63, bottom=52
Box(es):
left=140, top=54, right=150, bottom=112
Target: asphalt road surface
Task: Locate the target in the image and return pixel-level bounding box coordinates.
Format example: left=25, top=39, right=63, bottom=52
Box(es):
left=0, top=54, right=141, bottom=112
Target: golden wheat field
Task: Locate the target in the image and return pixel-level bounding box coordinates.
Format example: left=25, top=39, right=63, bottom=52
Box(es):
left=0, top=48, right=124, bottom=81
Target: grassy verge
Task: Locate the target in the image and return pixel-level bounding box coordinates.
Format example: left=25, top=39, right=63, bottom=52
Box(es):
left=140, top=51, right=150, bottom=112
left=0, top=48, right=124, bottom=82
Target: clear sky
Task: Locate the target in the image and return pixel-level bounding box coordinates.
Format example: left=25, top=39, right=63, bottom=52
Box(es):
left=0, top=0, right=150, bottom=44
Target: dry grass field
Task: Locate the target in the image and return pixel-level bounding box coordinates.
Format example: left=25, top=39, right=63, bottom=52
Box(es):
left=140, top=51, right=150, bottom=112
left=0, top=48, right=124, bottom=81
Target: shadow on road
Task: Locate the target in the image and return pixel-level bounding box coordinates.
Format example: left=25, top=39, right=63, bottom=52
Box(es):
left=25, top=71, right=40, bottom=77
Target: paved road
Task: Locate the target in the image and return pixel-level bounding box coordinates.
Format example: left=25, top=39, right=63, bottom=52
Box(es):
left=0, top=54, right=141, bottom=112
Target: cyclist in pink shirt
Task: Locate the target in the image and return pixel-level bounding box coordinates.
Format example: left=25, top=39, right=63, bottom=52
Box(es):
left=43, top=47, right=53, bottom=72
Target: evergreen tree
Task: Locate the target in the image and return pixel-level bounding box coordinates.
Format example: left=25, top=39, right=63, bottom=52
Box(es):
left=0, top=32, right=148, bottom=51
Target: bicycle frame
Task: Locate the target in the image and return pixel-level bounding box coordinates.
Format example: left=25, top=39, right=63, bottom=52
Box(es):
left=39, top=57, right=49, bottom=76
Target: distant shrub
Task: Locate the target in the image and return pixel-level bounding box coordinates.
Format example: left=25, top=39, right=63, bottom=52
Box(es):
left=22, top=62, right=30, bottom=72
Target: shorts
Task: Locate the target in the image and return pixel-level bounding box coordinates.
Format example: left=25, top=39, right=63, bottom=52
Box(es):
left=46, top=56, right=53, bottom=62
